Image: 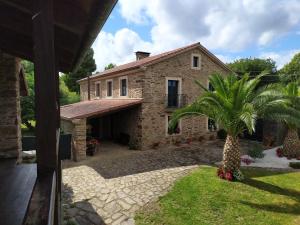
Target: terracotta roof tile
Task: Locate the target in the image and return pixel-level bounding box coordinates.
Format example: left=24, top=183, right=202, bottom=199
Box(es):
left=60, top=99, right=142, bottom=120
left=79, top=42, right=233, bottom=82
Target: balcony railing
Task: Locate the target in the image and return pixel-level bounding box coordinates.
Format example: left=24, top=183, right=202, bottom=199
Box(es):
left=165, top=94, right=187, bottom=108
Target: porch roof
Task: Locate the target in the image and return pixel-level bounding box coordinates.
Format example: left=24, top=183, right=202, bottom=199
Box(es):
left=61, top=99, right=143, bottom=120
left=0, top=0, right=117, bottom=72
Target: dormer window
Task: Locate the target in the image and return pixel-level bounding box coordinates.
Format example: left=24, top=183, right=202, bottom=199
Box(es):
left=191, top=53, right=201, bottom=70
left=95, top=81, right=101, bottom=98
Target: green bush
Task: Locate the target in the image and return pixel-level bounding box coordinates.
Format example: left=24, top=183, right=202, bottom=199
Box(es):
left=248, top=144, right=265, bottom=159
left=289, top=162, right=300, bottom=169
left=217, top=129, right=227, bottom=139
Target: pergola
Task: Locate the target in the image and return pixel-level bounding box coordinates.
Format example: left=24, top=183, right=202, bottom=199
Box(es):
left=0, top=0, right=117, bottom=224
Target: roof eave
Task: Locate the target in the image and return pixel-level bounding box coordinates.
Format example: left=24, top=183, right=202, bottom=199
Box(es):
left=71, top=0, right=118, bottom=73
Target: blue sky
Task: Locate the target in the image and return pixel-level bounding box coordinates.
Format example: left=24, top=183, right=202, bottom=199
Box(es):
left=92, top=0, right=300, bottom=71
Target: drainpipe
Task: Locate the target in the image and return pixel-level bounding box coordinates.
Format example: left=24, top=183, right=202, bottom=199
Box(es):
left=87, top=75, right=90, bottom=101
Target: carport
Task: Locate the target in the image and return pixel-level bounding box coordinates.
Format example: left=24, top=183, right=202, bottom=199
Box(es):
left=60, top=99, right=142, bottom=161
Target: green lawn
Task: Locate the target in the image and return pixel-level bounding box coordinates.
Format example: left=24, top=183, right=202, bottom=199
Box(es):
left=135, top=167, right=300, bottom=225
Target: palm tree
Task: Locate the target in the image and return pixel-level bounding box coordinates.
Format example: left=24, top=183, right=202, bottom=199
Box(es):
left=278, top=81, right=300, bottom=157
left=169, top=73, right=300, bottom=173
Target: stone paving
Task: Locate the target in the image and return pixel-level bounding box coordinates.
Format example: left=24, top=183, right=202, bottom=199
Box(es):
left=62, top=140, right=258, bottom=225
left=63, top=164, right=197, bottom=225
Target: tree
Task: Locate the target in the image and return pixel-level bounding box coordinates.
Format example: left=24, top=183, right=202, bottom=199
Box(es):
left=277, top=82, right=300, bottom=157
left=64, top=48, right=96, bottom=93
left=21, top=61, right=80, bottom=131
left=21, top=61, right=35, bottom=131
left=279, top=52, right=300, bottom=83
left=170, top=73, right=300, bottom=176
left=227, top=58, right=278, bottom=85
left=105, top=63, right=116, bottom=70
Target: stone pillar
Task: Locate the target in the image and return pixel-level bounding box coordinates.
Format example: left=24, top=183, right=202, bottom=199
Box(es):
left=72, top=118, right=86, bottom=161
left=0, top=51, right=22, bottom=160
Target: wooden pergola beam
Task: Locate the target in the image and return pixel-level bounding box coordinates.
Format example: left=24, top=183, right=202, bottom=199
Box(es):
left=0, top=0, right=86, bottom=35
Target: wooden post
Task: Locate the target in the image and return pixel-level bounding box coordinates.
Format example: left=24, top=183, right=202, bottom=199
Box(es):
left=33, top=0, right=61, bottom=224
left=33, top=0, right=57, bottom=175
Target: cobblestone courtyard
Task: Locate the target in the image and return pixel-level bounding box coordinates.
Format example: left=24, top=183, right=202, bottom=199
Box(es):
left=62, top=140, right=255, bottom=225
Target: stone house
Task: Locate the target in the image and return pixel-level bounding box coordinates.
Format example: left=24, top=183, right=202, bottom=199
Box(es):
left=61, top=42, right=231, bottom=160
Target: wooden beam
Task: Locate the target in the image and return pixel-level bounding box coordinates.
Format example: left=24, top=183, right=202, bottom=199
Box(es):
left=33, top=0, right=58, bottom=175
left=0, top=0, right=87, bottom=35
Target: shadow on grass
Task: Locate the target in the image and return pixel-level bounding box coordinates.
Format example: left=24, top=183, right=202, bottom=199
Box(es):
left=241, top=177, right=300, bottom=215
left=242, top=178, right=300, bottom=200
left=240, top=201, right=300, bottom=215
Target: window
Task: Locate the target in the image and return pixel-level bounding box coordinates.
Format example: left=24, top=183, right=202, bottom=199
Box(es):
left=166, top=115, right=181, bottom=135
left=106, top=80, right=113, bottom=97
left=208, top=118, right=217, bottom=131
left=208, top=82, right=214, bottom=92
left=166, top=77, right=182, bottom=108
left=95, top=82, right=101, bottom=98
left=191, top=53, right=201, bottom=69
left=119, top=76, right=128, bottom=97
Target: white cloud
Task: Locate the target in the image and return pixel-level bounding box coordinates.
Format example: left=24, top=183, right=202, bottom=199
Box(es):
left=92, top=0, right=300, bottom=70
left=260, top=49, right=300, bottom=69
left=92, top=28, right=153, bottom=71
left=119, top=0, right=300, bottom=51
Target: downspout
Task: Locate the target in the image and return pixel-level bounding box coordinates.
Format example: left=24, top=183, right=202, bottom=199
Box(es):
left=87, top=75, right=90, bottom=101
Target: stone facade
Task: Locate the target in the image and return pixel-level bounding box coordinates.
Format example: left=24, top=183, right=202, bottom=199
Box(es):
left=61, top=118, right=87, bottom=161
left=77, top=46, right=229, bottom=152
left=141, top=48, right=228, bottom=149
left=80, top=71, right=144, bottom=101
left=0, top=51, right=22, bottom=160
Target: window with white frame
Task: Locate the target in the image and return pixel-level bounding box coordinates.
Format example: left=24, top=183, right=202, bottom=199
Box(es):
left=191, top=53, right=201, bottom=69
left=106, top=80, right=113, bottom=97
left=119, top=76, right=128, bottom=97
left=95, top=82, right=101, bottom=98
left=166, top=115, right=181, bottom=135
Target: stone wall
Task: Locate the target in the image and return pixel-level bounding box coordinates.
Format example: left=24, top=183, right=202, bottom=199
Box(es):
left=110, top=106, right=142, bottom=149
left=141, top=48, right=229, bottom=149
left=79, top=71, right=144, bottom=101
left=61, top=118, right=86, bottom=161
left=0, top=51, right=22, bottom=160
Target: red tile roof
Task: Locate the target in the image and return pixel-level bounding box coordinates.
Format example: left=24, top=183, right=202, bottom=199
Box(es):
left=78, top=42, right=232, bottom=82
left=60, top=99, right=142, bottom=120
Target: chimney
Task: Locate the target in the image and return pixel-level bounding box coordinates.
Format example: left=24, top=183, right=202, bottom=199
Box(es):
left=135, top=51, right=150, bottom=61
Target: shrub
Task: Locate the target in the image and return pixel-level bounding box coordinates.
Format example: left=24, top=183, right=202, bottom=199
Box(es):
left=248, top=144, right=264, bottom=159
left=289, top=162, right=300, bottom=169
left=209, top=134, right=216, bottom=140
left=241, top=157, right=254, bottom=165
left=276, top=148, right=283, bottom=157
left=217, top=129, right=227, bottom=140
left=217, top=166, right=243, bottom=181
left=198, top=135, right=205, bottom=142
left=233, top=169, right=244, bottom=181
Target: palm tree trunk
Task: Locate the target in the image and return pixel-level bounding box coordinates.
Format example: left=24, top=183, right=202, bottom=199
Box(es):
left=223, top=135, right=241, bottom=172
left=283, top=128, right=300, bottom=158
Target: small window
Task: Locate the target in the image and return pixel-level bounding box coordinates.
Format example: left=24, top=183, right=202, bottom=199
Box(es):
left=208, top=118, right=217, bottom=131
left=167, top=115, right=181, bottom=135
left=191, top=54, right=201, bottom=69
left=95, top=82, right=101, bottom=97
left=107, top=80, right=113, bottom=97
left=193, top=56, right=199, bottom=67
left=120, top=77, right=128, bottom=96
left=208, top=82, right=214, bottom=92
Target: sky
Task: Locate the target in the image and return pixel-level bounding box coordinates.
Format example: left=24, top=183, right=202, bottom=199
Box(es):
left=92, top=0, right=300, bottom=72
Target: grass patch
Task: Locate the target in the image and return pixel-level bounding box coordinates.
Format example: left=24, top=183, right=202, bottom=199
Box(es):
left=136, top=167, right=300, bottom=225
